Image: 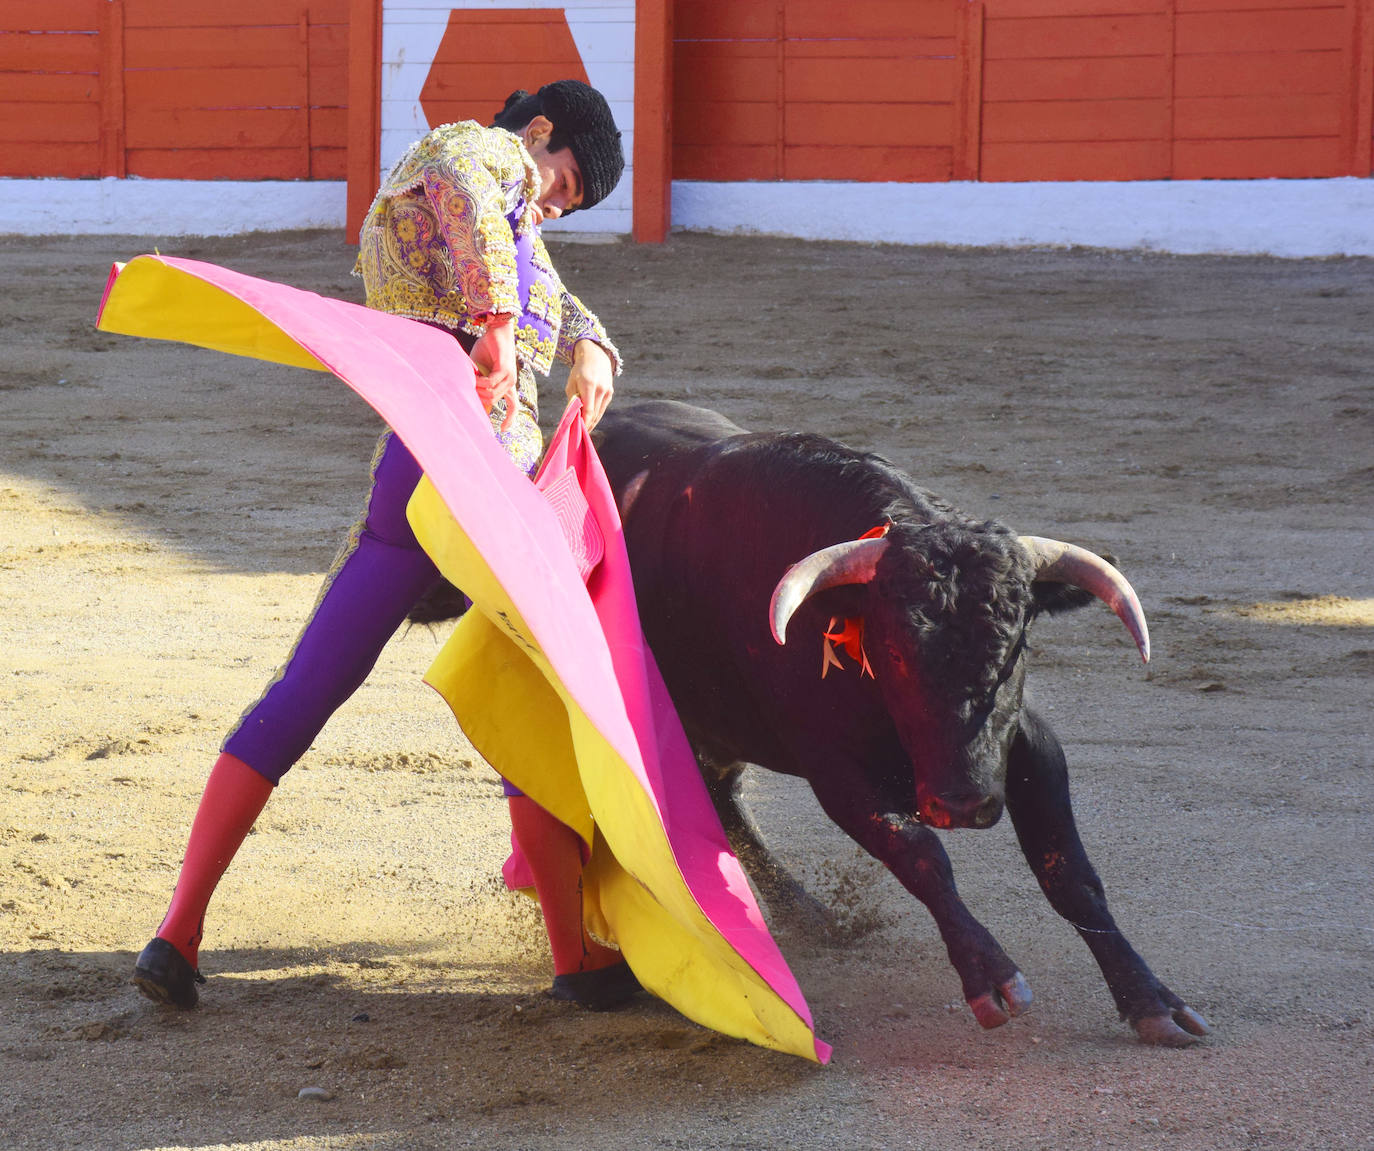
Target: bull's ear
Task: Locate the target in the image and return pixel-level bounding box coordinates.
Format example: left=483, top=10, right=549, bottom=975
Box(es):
left=1031, top=552, right=1119, bottom=615
left=1031, top=581, right=1096, bottom=615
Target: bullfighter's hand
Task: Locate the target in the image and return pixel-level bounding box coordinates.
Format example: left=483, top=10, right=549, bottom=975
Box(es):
left=471, top=314, right=519, bottom=432
left=566, top=339, right=615, bottom=430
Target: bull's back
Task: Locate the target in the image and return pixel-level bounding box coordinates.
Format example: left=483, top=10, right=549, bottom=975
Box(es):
left=593, top=400, right=747, bottom=493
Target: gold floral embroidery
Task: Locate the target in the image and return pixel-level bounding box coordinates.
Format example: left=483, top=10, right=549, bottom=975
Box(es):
left=355, top=119, right=620, bottom=378
left=526, top=278, right=558, bottom=324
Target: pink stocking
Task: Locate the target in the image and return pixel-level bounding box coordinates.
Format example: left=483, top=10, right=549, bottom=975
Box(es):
left=156, top=752, right=274, bottom=967
left=506, top=795, right=620, bottom=976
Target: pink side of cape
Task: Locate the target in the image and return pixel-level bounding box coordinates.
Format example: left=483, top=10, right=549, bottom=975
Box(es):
left=534, top=404, right=809, bottom=1011
left=99, top=257, right=826, bottom=1060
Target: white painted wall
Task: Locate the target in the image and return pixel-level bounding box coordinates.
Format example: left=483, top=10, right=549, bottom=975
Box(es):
left=2, top=175, right=1371, bottom=258
left=671, top=178, right=1374, bottom=259
left=380, top=0, right=636, bottom=236
left=0, top=179, right=347, bottom=237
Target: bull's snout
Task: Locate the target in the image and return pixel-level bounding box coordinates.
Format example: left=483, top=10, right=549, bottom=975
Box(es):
left=920, top=792, right=1004, bottom=830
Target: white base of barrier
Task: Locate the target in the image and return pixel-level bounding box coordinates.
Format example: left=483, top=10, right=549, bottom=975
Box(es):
left=0, top=178, right=348, bottom=237
left=671, top=178, right=1374, bottom=258
left=3, top=176, right=1371, bottom=257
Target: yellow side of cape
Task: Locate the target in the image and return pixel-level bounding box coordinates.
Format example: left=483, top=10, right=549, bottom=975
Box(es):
left=97, top=257, right=330, bottom=372
left=411, top=477, right=824, bottom=1061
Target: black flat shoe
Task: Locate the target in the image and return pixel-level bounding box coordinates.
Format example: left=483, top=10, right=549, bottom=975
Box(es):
left=548, top=960, right=641, bottom=1011
left=132, top=938, right=205, bottom=1009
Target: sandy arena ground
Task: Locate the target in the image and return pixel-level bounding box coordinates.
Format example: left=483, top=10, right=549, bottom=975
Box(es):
left=1, top=230, right=1371, bottom=1150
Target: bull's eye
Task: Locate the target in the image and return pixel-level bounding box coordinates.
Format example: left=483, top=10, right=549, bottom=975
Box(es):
left=885, top=641, right=907, bottom=671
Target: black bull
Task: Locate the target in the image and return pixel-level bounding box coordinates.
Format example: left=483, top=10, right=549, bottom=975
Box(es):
left=592, top=400, right=1209, bottom=1047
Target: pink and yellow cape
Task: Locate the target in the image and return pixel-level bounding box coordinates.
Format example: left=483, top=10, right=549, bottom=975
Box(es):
left=97, top=255, right=829, bottom=1063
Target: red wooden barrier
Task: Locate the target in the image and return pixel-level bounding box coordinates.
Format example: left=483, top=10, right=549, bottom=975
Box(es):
left=635, top=0, right=674, bottom=242
left=1, top=0, right=348, bottom=181
left=674, top=0, right=960, bottom=181
left=2, top=0, right=1370, bottom=199
left=673, top=0, right=1374, bottom=182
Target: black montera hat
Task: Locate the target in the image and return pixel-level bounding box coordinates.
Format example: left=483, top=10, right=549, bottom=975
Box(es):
left=536, top=80, right=624, bottom=212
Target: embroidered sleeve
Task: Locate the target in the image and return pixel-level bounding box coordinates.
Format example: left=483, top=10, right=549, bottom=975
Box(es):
left=419, top=132, right=526, bottom=319
left=557, top=291, right=622, bottom=375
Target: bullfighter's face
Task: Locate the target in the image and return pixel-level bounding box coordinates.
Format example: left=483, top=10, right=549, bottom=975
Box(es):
left=521, top=116, right=585, bottom=223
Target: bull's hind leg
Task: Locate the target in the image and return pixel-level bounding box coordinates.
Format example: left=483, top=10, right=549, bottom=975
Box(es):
left=704, top=761, right=839, bottom=939
left=1007, top=707, right=1210, bottom=1046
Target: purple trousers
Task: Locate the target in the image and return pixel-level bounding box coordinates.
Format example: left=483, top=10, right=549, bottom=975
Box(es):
left=222, top=431, right=446, bottom=783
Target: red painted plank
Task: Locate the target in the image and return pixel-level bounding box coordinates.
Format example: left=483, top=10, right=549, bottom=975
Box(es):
left=0, top=99, right=100, bottom=142
left=674, top=2, right=776, bottom=42
left=984, top=55, right=1170, bottom=101
left=785, top=0, right=956, bottom=39
left=307, top=62, right=348, bottom=107
left=785, top=58, right=955, bottom=103
left=100, top=0, right=125, bottom=178
left=1176, top=8, right=1349, bottom=54
left=124, top=67, right=306, bottom=109
left=784, top=36, right=957, bottom=59
left=0, top=31, right=100, bottom=71
left=954, top=0, right=985, bottom=179
left=1175, top=0, right=1341, bottom=12
left=310, top=106, right=345, bottom=142
left=1175, top=93, right=1343, bottom=138
left=675, top=53, right=778, bottom=103
left=986, top=0, right=1167, bottom=16
left=346, top=0, right=380, bottom=241
left=1173, top=135, right=1343, bottom=177
left=1174, top=50, right=1341, bottom=97
left=981, top=138, right=1171, bottom=179
left=125, top=106, right=307, bottom=150
left=0, top=1, right=102, bottom=32
left=310, top=145, right=346, bottom=180
left=676, top=39, right=776, bottom=60
left=0, top=72, right=98, bottom=101
left=123, top=0, right=348, bottom=30
left=786, top=102, right=955, bottom=148
left=634, top=0, right=672, bottom=241
left=673, top=143, right=777, bottom=180
left=984, top=14, right=1172, bottom=59
left=784, top=144, right=953, bottom=181
left=676, top=100, right=777, bottom=147
left=1353, top=0, right=1374, bottom=175
left=306, top=23, right=347, bottom=69
left=127, top=147, right=307, bottom=179
left=0, top=139, right=99, bottom=177
left=984, top=98, right=1170, bottom=142
left=126, top=26, right=305, bottom=69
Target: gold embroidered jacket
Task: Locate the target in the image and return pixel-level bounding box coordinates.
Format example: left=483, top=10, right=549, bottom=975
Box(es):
left=353, top=120, right=620, bottom=379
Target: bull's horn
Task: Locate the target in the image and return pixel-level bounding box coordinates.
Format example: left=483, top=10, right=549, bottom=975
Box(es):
left=769, top=537, right=890, bottom=644
left=1018, top=536, right=1151, bottom=663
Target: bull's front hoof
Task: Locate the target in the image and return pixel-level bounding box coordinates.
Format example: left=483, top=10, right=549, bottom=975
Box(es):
left=1133, top=1005, right=1210, bottom=1047
left=968, top=971, right=1033, bottom=1029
